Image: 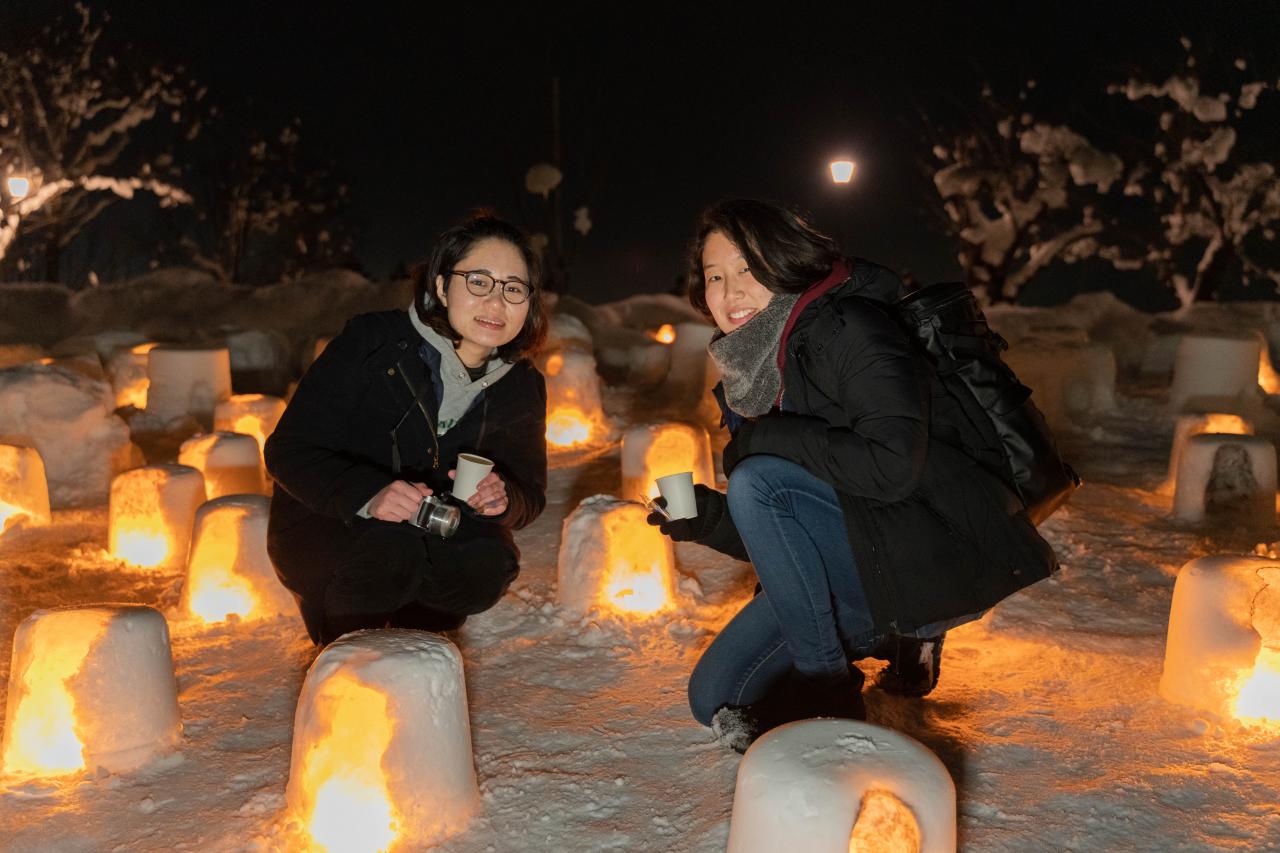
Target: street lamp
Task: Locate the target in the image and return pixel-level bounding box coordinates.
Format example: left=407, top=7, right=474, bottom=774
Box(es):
left=829, top=160, right=857, bottom=184
left=6, top=177, right=31, bottom=200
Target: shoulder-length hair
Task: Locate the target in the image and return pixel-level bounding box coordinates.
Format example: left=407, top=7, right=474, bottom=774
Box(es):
left=411, top=212, right=549, bottom=362
left=686, top=198, right=843, bottom=320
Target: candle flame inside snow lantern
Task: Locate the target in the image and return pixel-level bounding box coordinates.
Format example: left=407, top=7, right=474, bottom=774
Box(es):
left=648, top=324, right=677, bottom=344
left=213, top=393, right=286, bottom=458
left=109, top=464, right=206, bottom=570
left=620, top=422, right=715, bottom=500
left=1, top=605, right=182, bottom=778
left=1161, top=555, right=1280, bottom=728
left=183, top=494, right=294, bottom=625
left=287, top=631, right=480, bottom=851
left=0, top=444, right=52, bottom=535
left=557, top=495, right=677, bottom=616
left=540, top=350, right=607, bottom=450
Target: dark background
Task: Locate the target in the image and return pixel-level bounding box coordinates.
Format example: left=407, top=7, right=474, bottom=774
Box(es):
left=2, top=1, right=1276, bottom=306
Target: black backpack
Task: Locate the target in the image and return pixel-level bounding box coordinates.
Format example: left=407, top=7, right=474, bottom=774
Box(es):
left=894, top=282, right=1081, bottom=525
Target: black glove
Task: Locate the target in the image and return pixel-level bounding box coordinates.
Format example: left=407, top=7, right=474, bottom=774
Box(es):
left=720, top=420, right=756, bottom=478
left=645, top=483, right=726, bottom=543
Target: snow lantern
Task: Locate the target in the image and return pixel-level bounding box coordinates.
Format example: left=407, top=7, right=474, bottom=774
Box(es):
left=1259, top=339, right=1280, bottom=395
left=108, top=464, right=206, bottom=570
left=178, top=432, right=265, bottom=499
left=286, top=630, right=480, bottom=851
left=620, top=422, right=715, bottom=501
left=1172, top=433, right=1276, bottom=527
left=1169, top=332, right=1262, bottom=413
left=663, top=322, right=718, bottom=407
left=557, top=495, right=676, bottom=617
left=1, top=605, right=182, bottom=778
left=1166, top=413, right=1253, bottom=485
left=726, top=718, right=955, bottom=853
left=1002, top=340, right=1116, bottom=429
left=145, top=343, right=232, bottom=425
left=540, top=349, right=607, bottom=450
left=183, top=495, right=295, bottom=625
left=649, top=324, right=677, bottom=344
left=0, top=444, right=52, bottom=535
left=105, top=342, right=159, bottom=410
left=1161, top=554, right=1280, bottom=727
left=213, top=393, right=286, bottom=457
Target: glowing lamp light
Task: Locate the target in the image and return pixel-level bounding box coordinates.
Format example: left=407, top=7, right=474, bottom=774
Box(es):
left=287, top=631, right=481, bottom=850
left=183, top=495, right=294, bottom=625
left=1166, top=412, right=1253, bottom=488
left=1260, top=347, right=1280, bottom=395
left=108, top=464, right=206, bottom=570
left=214, top=393, right=286, bottom=458
left=546, top=407, right=595, bottom=448
left=620, top=422, right=715, bottom=500
left=540, top=349, right=608, bottom=451
left=1, top=605, right=182, bottom=778
left=830, top=160, right=858, bottom=184
left=557, top=495, right=677, bottom=617
left=6, top=176, right=30, bottom=200
left=726, top=719, right=955, bottom=852
left=0, top=444, right=52, bottom=536
left=649, top=324, right=677, bottom=344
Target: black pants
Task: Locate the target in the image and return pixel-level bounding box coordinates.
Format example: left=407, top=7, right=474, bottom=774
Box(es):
left=269, top=515, right=519, bottom=645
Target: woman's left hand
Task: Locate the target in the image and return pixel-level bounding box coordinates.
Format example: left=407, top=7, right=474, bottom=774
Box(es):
left=451, top=469, right=508, bottom=516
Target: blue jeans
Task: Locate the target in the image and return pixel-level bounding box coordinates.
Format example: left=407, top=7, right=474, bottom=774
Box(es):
left=687, top=454, right=973, bottom=725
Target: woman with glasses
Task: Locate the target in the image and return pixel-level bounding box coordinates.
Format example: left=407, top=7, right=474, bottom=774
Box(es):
left=265, top=213, right=549, bottom=645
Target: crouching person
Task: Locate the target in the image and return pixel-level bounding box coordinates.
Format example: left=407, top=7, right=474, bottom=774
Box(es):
left=265, top=213, right=549, bottom=645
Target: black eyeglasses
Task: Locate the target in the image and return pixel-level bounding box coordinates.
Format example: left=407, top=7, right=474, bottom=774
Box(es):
left=450, top=270, right=533, bottom=305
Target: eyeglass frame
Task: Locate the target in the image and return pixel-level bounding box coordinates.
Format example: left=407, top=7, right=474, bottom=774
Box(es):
left=448, top=269, right=534, bottom=305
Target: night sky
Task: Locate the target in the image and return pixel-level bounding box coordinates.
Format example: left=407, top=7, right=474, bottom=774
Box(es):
left=3, top=1, right=1277, bottom=304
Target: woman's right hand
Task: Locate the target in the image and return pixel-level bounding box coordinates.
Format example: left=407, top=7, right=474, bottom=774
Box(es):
left=367, top=480, right=432, bottom=522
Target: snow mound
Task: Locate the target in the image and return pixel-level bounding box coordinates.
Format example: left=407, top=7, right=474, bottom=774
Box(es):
left=0, top=282, right=75, bottom=346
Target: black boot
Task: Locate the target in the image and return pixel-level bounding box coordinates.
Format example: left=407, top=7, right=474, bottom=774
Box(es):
left=711, top=667, right=866, bottom=754
left=873, top=634, right=945, bottom=697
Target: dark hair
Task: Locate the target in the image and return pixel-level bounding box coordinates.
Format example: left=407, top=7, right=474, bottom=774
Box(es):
left=686, top=198, right=843, bottom=319
left=412, top=212, right=548, bottom=362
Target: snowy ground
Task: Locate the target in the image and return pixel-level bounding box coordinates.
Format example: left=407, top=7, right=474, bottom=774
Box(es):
left=2, top=376, right=1280, bottom=851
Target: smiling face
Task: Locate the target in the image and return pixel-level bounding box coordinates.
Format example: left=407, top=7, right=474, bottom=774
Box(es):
left=434, top=238, right=532, bottom=367
left=701, top=231, right=775, bottom=334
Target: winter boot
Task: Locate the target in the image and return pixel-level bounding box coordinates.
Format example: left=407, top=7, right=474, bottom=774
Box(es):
left=711, top=667, right=866, bottom=754
left=873, top=633, right=945, bottom=697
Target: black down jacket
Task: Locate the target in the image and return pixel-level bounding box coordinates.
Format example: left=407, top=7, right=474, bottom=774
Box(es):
left=712, top=261, right=1059, bottom=634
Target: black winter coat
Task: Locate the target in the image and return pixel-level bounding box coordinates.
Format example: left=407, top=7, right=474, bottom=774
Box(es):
left=708, top=261, right=1058, bottom=634
left=265, top=310, right=547, bottom=581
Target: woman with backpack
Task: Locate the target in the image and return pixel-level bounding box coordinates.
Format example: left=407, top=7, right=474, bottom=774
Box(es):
left=648, top=198, right=1059, bottom=751
left=265, top=213, right=549, bottom=646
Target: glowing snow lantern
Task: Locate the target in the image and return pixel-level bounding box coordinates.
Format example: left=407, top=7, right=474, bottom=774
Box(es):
left=286, top=630, right=480, bottom=851
left=557, top=495, right=676, bottom=617
left=106, top=342, right=159, bottom=410
left=620, top=422, right=715, bottom=500
left=1260, top=344, right=1280, bottom=395
left=1171, top=433, right=1276, bottom=527
left=649, top=324, right=677, bottom=344
left=1167, top=413, right=1253, bottom=486
left=540, top=349, right=606, bottom=450
left=1169, top=331, right=1262, bottom=413
left=727, top=719, right=954, bottom=853
left=145, top=343, right=232, bottom=425
left=0, top=444, right=52, bottom=535
left=179, top=432, right=265, bottom=499
left=830, top=160, right=858, bottom=184
left=6, top=176, right=30, bottom=200
left=1161, top=555, right=1280, bottom=728
left=1, top=605, right=182, bottom=778
left=183, top=495, right=295, bottom=625
left=214, top=393, right=286, bottom=457
left=108, top=464, right=205, bottom=570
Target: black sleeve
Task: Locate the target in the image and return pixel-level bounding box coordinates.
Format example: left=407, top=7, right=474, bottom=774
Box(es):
left=264, top=316, right=393, bottom=524
left=742, top=301, right=930, bottom=503
left=482, top=366, right=547, bottom=530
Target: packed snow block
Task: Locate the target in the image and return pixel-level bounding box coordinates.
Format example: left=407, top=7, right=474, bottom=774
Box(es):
left=0, top=282, right=74, bottom=346
left=182, top=495, right=294, bottom=625
left=286, top=629, right=480, bottom=850
left=557, top=495, right=676, bottom=616
left=1001, top=340, right=1116, bottom=429
left=1166, top=413, right=1253, bottom=485
left=51, top=330, right=147, bottom=361
left=69, top=269, right=232, bottom=339
left=1169, top=332, right=1262, bottom=413
left=0, top=444, right=52, bottom=534
left=727, top=718, right=955, bottom=853
left=178, top=432, right=265, bottom=499
left=109, top=464, right=206, bottom=571
left=1160, top=555, right=1280, bottom=724
left=1172, top=434, right=1276, bottom=527
left=0, top=363, right=136, bottom=508
left=223, top=328, right=292, bottom=395
left=620, top=422, right=715, bottom=501
left=104, top=341, right=158, bottom=410
left=1, top=604, right=182, bottom=778
left=540, top=349, right=607, bottom=450
left=145, top=343, right=233, bottom=426
left=214, top=394, right=286, bottom=458
left=545, top=312, right=594, bottom=352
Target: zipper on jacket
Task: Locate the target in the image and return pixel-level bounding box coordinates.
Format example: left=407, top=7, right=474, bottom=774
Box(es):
left=394, top=358, right=440, bottom=470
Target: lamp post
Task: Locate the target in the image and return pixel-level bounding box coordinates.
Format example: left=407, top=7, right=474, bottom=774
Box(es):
left=829, top=160, right=857, bottom=184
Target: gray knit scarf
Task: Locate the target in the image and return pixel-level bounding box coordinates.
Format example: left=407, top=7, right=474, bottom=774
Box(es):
left=707, top=292, right=802, bottom=417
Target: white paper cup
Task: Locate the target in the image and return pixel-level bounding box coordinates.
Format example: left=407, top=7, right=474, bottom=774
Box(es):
left=655, top=471, right=697, bottom=519
left=452, top=453, right=494, bottom=501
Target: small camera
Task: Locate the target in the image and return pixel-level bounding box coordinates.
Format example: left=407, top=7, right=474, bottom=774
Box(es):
left=410, top=493, right=461, bottom=538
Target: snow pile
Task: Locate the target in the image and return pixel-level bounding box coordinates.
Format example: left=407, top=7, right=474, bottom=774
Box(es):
left=0, top=282, right=74, bottom=346
left=222, top=329, right=292, bottom=395
left=0, top=364, right=137, bottom=508
left=70, top=269, right=231, bottom=342
left=0, top=345, right=45, bottom=370
left=593, top=292, right=708, bottom=331
left=544, top=313, right=594, bottom=352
